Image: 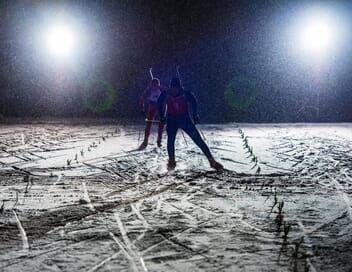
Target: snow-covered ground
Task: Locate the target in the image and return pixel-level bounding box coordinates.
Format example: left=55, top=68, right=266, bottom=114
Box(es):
left=0, top=122, right=351, bottom=271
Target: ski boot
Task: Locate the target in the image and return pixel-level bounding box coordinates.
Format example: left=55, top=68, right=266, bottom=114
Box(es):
left=209, top=158, right=224, bottom=171
left=138, top=141, right=148, bottom=150
left=167, top=158, right=176, bottom=170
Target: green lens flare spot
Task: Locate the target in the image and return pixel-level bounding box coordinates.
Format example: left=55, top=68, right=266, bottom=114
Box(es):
left=224, top=75, right=257, bottom=110
left=83, top=79, right=116, bottom=113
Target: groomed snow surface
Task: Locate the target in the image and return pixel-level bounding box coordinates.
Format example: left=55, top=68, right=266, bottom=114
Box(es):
left=0, top=122, right=351, bottom=272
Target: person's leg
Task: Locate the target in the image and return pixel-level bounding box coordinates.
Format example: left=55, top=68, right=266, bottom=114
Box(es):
left=143, top=122, right=152, bottom=142
left=180, top=117, right=223, bottom=170
left=166, top=119, right=178, bottom=168
left=155, top=111, right=164, bottom=147
left=142, top=105, right=157, bottom=144
left=157, top=123, right=164, bottom=147
left=180, top=117, right=212, bottom=159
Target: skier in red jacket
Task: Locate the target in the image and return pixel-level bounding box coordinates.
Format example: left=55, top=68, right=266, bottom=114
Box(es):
left=157, top=77, right=223, bottom=171
left=139, top=77, right=166, bottom=149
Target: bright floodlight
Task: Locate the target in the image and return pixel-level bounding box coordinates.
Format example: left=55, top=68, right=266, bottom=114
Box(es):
left=300, top=20, right=333, bottom=54
left=296, top=11, right=338, bottom=58
left=45, top=23, right=76, bottom=58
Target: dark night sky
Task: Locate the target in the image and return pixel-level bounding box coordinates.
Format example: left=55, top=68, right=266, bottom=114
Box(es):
left=0, top=0, right=351, bottom=122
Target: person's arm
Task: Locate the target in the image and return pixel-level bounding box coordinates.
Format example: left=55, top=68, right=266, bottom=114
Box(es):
left=157, top=91, right=167, bottom=122
left=185, top=90, right=199, bottom=121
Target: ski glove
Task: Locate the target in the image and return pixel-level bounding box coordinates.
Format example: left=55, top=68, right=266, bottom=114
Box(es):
left=160, top=116, right=166, bottom=124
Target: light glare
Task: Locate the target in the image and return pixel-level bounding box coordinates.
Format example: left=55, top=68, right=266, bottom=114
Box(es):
left=45, top=24, right=76, bottom=58
left=299, top=19, right=334, bottom=55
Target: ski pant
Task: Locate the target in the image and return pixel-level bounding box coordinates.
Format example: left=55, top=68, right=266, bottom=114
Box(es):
left=166, top=115, right=212, bottom=160
left=144, top=103, right=164, bottom=143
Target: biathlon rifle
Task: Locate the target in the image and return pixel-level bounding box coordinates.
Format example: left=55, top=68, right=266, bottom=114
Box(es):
left=149, top=67, right=154, bottom=79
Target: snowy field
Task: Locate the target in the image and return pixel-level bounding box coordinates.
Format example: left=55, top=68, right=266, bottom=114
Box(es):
left=0, top=121, right=351, bottom=272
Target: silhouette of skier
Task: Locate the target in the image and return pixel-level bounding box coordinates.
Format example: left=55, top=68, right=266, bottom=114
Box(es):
left=139, top=77, right=166, bottom=149
left=158, top=77, right=223, bottom=170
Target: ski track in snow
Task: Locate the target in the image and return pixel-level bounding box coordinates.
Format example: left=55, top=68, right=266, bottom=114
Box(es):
left=0, top=122, right=351, bottom=271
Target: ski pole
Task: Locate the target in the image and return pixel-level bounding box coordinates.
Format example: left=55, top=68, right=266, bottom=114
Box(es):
left=199, top=127, right=207, bottom=141
left=138, top=111, right=145, bottom=145
left=181, top=131, right=188, bottom=146
left=176, top=65, right=181, bottom=79
left=138, top=127, right=141, bottom=144
left=177, top=65, right=189, bottom=146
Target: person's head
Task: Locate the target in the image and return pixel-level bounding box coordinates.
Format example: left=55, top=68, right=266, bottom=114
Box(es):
left=169, top=77, right=182, bottom=96
left=151, top=78, right=160, bottom=89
